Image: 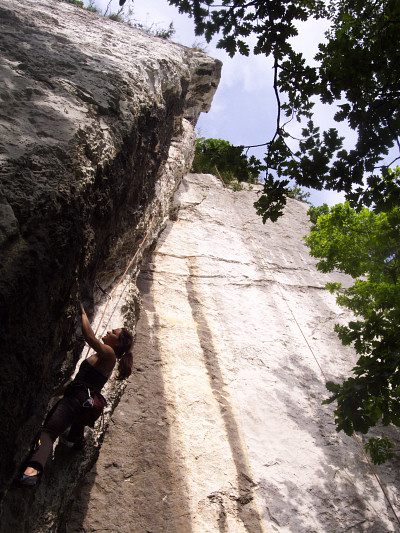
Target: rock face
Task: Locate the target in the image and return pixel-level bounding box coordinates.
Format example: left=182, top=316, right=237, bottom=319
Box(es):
left=66, top=174, right=400, bottom=533
left=0, top=0, right=221, bottom=524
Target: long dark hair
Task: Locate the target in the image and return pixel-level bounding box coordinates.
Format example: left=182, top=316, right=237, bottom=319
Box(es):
left=115, top=328, right=134, bottom=380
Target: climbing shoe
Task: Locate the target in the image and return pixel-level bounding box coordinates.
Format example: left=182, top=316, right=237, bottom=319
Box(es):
left=14, top=471, right=42, bottom=489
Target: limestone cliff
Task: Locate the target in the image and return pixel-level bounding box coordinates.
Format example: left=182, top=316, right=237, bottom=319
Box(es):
left=2, top=2, right=399, bottom=533
left=67, top=174, right=400, bottom=533
left=0, top=0, right=221, bottom=521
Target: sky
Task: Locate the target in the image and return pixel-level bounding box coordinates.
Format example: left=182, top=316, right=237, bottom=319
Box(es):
left=86, top=0, right=349, bottom=207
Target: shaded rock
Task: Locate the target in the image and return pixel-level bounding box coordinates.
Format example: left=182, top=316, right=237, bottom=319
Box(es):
left=0, top=0, right=221, bottom=525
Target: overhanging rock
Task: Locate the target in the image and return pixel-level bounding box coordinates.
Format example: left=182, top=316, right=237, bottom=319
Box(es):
left=0, top=0, right=221, bottom=521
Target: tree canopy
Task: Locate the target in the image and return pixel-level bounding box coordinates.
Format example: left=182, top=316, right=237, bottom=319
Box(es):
left=162, top=0, right=400, bottom=221
left=304, top=193, right=400, bottom=462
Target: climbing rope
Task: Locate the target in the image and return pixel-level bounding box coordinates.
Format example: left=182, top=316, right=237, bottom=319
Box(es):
left=81, top=123, right=400, bottom=526
left=85, top=121, right=193, bottom=356
left=254, top=240, right=400, bottom=527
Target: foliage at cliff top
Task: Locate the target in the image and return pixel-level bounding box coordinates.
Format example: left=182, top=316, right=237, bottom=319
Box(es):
left=156, top=0, right=400, bottom=221
left=304, top=188, right=400, bottom=463
left=64, top=0, right=176, bottom=38
left=192, top=137, right=264, bottom=184
left=193, top=137, right=312, bottom=200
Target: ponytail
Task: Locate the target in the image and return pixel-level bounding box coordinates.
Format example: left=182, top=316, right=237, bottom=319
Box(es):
left=115, top=328, right=134, bottom=380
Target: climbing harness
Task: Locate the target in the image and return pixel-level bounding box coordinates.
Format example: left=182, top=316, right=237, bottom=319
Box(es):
left=82, top=387, right=107, bottom=428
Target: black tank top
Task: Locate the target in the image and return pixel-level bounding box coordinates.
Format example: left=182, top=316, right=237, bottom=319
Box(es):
left=73, top=359, right=108, bottom=392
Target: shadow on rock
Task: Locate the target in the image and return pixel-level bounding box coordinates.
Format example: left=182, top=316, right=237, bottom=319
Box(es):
left=186, top=256, right=265, bottom=533
left=65, top=257, right=194, bottom=533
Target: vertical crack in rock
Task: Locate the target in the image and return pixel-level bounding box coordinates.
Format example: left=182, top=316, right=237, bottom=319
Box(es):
left=0, top=0, right=221, bottom=529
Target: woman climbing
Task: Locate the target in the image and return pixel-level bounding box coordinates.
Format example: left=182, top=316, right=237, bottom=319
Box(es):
left=16, top=303, right=133, bottom=488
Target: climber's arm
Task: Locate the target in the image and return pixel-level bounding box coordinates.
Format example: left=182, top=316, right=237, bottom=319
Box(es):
left=80, top=303, right=114, bottom=358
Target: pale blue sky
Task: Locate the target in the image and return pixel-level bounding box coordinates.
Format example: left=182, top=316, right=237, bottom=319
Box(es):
left=86, top=0, right=348, bottom=207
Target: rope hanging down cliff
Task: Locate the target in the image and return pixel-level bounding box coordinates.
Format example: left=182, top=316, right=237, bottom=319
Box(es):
left=85, top=121, right=194, bottom=356
left=83, top=129, right=399, bottom=528
left=252, top=237, right=400, bottom=528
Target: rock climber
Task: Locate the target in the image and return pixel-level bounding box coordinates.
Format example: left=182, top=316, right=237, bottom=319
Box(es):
left=15, top=303, right=133, bottom=488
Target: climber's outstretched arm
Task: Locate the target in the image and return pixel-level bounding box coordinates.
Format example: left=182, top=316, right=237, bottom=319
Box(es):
left=80, top=303, right=114, bottom=359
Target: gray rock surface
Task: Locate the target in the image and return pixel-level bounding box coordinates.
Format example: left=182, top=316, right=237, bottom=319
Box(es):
left=0, top=0, right=220, bottom=526
left=67, top=174, right=400, bottom=533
